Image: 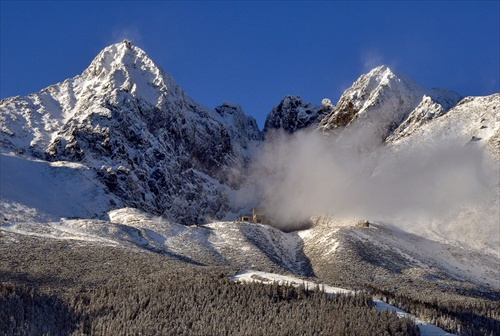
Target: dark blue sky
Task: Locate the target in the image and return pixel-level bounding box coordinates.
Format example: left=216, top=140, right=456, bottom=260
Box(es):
left=1, top=1, right=499, bottom=128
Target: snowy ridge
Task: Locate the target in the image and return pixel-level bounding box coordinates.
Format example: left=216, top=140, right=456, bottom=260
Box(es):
left=319, top=65, right=463, bottom=146
left=388, top=93, right=500, bottom=156
left=2, top=208, right=497, bottom=291
left=299, top=217, right=499, bottom=289
left=1, top=207, right=312, bottom=275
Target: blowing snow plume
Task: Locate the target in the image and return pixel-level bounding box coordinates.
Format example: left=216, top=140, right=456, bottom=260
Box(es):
left=239, top=127, right=499, bottom=251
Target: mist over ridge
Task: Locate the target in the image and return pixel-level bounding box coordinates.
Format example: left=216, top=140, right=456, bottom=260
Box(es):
left=242, top=128, right=494, bottom=219
left=238, top=94, right=499, bottom=254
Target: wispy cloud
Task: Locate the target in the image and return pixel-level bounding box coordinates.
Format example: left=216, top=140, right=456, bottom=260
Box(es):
left=361, top=49, right=385, bottom=72
left=110, top=27, right=143, bottom=45
left=360, top=49, right=401, bottom=73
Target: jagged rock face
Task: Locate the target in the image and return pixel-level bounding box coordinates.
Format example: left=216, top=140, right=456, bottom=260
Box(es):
left=0, top=41, right=261, bottom=224
left=263, top=96, right=333, bottom=134
left=214, top=102, right=262, bottom=162
left=319, top=66, right=462, bottom=146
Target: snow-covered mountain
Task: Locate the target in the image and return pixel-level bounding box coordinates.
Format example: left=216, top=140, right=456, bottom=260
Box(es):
left=240, top=66, right=499, bottom=294
left=0, top=40, right=261, bottom=224
left=0, top=40, right=498, bottom=270
left=4, top=45, right=496, bottom=227
left=2, top=44, right=498, bottom=249
left=319, top=65, right=463, bottom=147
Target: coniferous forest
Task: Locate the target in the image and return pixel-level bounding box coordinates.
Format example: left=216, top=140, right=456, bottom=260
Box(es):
left=0, top=233, right=417, bottom=336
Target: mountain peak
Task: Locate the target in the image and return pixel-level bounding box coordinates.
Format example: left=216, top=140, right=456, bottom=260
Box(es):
left=367, top=64, right=392, bottom=75
left=85, top=40, right=161, bottom=79
left=360, top=65, right=422, bottom=92
left=85, top=40, right=153, bottom=74
left=0, top=40, right=263, bottom=225
left=319, top=65, right=462, bottom=145
left=79, top=40, right=189, bottom=109
left=263, top=96, right=334, bottom=134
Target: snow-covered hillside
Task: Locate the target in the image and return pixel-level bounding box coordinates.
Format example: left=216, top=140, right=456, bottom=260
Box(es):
left=1, top=208, right=493, bottom=335
left=299, top=217, right=499, bottom=289
left=2, top=207, right=497, bottom=293
left=0, top=152, right=119, bottom=221
left=0, top=207, right=312, bottom=276
left=387, top=93, right=499, bottom=156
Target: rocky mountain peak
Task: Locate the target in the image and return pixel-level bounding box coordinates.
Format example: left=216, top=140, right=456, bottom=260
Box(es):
left=263, top=95, right=334, bottom=134
left=319, top=65, right=462, bottom=146
left=80, top=40, right=189, bottom=110
left=0, top=42, right=264, bottom=224
left=85, top=40, right=160, bottom=80
left=362, top=65, right=402, bottom=87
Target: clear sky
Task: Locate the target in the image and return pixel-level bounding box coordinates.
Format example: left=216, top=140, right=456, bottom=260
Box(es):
left=1, top=1, right=499, bottom=128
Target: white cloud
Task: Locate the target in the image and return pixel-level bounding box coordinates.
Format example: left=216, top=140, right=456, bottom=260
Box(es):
left=237, top=126, right=498, bottom=250
left=361, top=49, right=385, bottom=72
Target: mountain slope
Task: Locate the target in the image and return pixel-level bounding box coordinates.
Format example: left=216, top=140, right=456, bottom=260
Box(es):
left=0, top=153, right=119, bottom=221
left=0, top=207, right=313, bottom=276
left=299, top=217, right=499, bottom=291
left=387, top=93, right=500, bottom=156
left=381, top=93, right=500, bottom=254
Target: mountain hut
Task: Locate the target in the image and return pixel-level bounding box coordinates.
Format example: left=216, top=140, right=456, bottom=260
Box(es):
left=236, top=208, right=267, bottom=224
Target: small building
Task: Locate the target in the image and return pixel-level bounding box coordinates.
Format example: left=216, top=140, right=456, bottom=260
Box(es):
left=236, top=208, right=267, bottom=224
left=252, top=208, right=266, bottom=224
left=237, top=214, right=252, bottom=222
left=356, top=220, right=370, bottom=228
